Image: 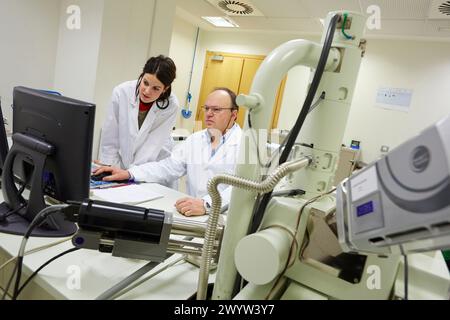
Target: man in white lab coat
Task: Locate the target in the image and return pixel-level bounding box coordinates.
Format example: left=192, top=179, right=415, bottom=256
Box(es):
left=93, top=88, right=242, bottom=216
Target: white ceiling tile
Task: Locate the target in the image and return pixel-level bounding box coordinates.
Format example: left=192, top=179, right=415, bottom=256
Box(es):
left=359, top=0, right=432, bottom=19
left=302, top=0, right=362, bottom=17
left=175, top=6, right=215, bottom=31
left=424, top=18, right=450, bottom=35
left=232, top=16, right=322, bottom=32
left=365, top=19, right=427, bottom=36
left=175, top=0, right=450, bottom=38
left=176, top=0, right=223, bottom=16
left=250, top=0, right=312, bottom=18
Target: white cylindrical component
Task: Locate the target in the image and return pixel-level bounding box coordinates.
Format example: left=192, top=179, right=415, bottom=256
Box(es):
left=247, top=40, right=340, bottom=131
left=234, top=227, right=292, bottom=285
left=236, top=93, right=261, bottom=109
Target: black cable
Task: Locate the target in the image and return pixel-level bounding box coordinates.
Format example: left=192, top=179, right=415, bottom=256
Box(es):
left=15, top=247, right=80, bottom=299
left=12, top=249, right=30, bottom=300
left=264, top=187, right=336, bottom=300
left=248, top=13, right=341, bottom=235
left=1, top=262, right=18, bottom=300
left=263, top=92, right=325, bottom=169
left=399, top=244, right=408, bottom=300
left=0, top=204, right=25, bottom=222
left=0, top=181, right=32, bottom=299
left=156, top=99, right=170, bottom=110
left=12, top=216, right=45, bottom=299
left=11, top=206, right=65, bottom=300
left=247, top=93, right=325, bottom=173
left=247, top=113, right=266, bottom=168
left=0, top=182, right=28, bottom=222
left=279, top=16, right=338, bottom=165
left=404, top=254, right=409, bottom=300
left=307, top=91, right=326, bottom=114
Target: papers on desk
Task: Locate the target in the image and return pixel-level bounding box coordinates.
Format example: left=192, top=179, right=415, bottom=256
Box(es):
left=91, top=184, right=163, bottom=205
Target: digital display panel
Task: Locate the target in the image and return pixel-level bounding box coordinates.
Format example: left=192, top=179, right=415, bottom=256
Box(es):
left=356, top=201, right=374, bottom=217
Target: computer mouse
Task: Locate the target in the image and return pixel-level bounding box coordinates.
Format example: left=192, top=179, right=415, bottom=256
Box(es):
left=91, top=171, right=112, bottom=181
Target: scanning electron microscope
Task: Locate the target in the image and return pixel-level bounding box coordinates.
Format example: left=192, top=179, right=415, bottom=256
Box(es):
left=205, top=10, right=450, bottom=300
left=68, top=10, right=450, bottom=300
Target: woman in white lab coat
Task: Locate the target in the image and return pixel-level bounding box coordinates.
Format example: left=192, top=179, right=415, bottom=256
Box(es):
left=97, top=55, right=179, bottom=170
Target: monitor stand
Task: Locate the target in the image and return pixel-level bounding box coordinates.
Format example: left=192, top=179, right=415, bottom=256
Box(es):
left=0, top=133, right=77, bottom=237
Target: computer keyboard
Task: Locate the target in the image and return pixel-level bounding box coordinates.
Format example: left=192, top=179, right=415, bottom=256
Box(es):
left=90, top=179, right=116, bottom=189
left=90, top=177, right=131, bottom=189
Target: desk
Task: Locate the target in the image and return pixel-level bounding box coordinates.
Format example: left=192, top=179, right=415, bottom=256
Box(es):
left=0, top=183, right=212, bottom=300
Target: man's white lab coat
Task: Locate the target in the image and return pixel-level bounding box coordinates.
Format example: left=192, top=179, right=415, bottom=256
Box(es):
left=99, top=80, right=179, bottom=169
left=128, top=124, right=242, bottom=207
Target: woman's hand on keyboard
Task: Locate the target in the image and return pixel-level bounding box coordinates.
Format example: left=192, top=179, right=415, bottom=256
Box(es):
left=92, top=165, right=131, bottom=182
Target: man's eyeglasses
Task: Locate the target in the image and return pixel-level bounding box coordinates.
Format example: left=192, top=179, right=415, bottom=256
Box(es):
left=201, top=106, right=233, bottom=114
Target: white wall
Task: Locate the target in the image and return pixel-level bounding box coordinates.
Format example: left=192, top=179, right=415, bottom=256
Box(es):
left=91, top=0, right=176, bottom=158
left=148, top=0, right=176, bottom=58
left=343, top=39, right=450, bottom=163
left=0, top=0, right=61, bottom=131
left=276, top=65, right=311, bottom=131
left=53, top=0, right=104, bottom=102
left=169, top=15, right=199, bottom=132
left=91, top=0, right=156, bottom=158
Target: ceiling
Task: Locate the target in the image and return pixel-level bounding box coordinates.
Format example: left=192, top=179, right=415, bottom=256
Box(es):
left=175, top=0, right=450, bottom=39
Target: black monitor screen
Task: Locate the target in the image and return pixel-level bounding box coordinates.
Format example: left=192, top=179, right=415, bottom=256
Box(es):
left=13, top=87, right=95, bottom=201
left=0, top=86, right=95, bottom=237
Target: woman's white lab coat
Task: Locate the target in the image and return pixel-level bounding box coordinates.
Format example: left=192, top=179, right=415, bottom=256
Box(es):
left=128, top=124, right=242, bottom=207
left=99, top=80, right=179, bottom=169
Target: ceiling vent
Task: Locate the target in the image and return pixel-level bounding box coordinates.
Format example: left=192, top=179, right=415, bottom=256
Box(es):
left=439, top=1, right=450, bottom=15
left=206, top=0, right=264, bottom=16
left=429, top=0, right=450, bottom=19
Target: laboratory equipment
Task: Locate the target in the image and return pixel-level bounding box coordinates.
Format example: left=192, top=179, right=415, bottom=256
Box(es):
left=337, top=114, right=450, bottom=256
left=203, top=10, right=450, bottom=300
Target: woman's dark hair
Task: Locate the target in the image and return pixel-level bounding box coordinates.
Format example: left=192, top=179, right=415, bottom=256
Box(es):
left=135, top=55, right=176, bottom=109
left=214, top=87, right=239, bottom=111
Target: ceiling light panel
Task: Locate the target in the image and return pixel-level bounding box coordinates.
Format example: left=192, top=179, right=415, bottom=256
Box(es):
left=202, top=16, right=240, bottom=27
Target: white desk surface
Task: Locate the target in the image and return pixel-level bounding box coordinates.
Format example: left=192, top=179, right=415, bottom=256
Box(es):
left=0, top=183, right=213, bottom=300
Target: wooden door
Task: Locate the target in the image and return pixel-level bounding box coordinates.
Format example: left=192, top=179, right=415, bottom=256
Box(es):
left=195, top=51, right=286, bottom=130
left=194, top=53, right=243, bottom=131
left=236, top=58, right=263, bottom=127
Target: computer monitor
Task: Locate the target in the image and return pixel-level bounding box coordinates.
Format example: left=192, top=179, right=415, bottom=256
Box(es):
left=0, top=98, right=9, bottom=176
left=0, top=86, right=96, bottom=237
